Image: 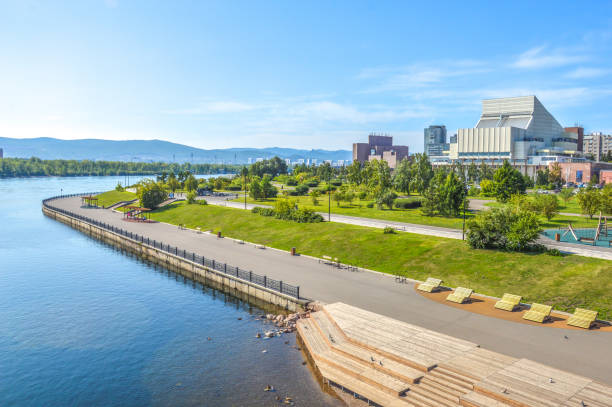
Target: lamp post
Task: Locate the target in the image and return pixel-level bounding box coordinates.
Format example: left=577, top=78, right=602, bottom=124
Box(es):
left=462, top=182, right=467, bottom=240
left=242, top=166, right=248, bottom=210
left=328, top=171, right=331, bottom=222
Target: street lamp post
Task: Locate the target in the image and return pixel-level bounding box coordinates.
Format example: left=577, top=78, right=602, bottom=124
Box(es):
left=462, top=182, right=467, bottom=240
left=328, top=172, right=331, bottom=222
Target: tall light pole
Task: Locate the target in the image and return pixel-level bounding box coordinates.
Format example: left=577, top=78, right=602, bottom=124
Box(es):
left=328, top=171, right=331, bottom=222
left=462, top=181, right=468, bottom=240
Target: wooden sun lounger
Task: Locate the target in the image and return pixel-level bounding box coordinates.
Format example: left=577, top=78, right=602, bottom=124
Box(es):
left=567, top=308, right=598, bottom=329
left=446, top=287, right=473, bottom=304
left=522, top=303, right=552, bottom=323
left=416, top=277, right=442, bottom=293
left=494, top=293, right=522, bottom=312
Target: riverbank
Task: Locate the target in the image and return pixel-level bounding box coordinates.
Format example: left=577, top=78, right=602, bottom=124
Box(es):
left=43, top=197, right=306, bottom=312
left=149, top=200, right=612, bottom=319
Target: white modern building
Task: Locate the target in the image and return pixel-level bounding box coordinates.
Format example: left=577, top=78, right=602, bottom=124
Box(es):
left=449, top=96, right=580, bottom=164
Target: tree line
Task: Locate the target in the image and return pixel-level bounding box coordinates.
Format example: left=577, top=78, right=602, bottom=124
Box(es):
left=0, top=157, right=242, bottom=177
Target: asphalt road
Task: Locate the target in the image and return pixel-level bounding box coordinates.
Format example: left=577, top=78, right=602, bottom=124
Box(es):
left=49, top=196, right=612, bottom=384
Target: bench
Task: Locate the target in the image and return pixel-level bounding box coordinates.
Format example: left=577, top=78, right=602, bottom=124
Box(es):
left=567, top=308, right=598, bottom=329
left=416, top=277, right=443, bottom=293
left=446, top=287, right=473, bottom=304
left=494, top=293, right=522, bottom=312
left=522, top=303, right=552, bottom=323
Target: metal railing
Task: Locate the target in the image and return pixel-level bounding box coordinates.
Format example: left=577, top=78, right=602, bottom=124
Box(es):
left=42, top=194, right=300, bottom=299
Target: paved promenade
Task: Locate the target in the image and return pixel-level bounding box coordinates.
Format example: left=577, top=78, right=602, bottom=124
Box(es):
left=49, top=196, right=612, bottom=383
left=208, top=196, right=612, bottom=260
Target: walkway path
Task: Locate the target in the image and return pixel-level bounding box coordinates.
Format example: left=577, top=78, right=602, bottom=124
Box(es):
left=207, top=196, right=612, bottom=260
left=50, top=196, right=612, bottom=384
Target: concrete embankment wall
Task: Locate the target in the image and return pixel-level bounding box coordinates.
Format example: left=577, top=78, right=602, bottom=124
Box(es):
left=43, top=206, right=307, bottom=312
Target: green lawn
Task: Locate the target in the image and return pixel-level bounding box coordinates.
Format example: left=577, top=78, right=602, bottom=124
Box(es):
left=232, top=195, right=472, bottom=229
left=233, top=195, right=600, bottom=230
left=149, top=201, right=612, bottom=319
left=96, top=190, right=137, bottom=208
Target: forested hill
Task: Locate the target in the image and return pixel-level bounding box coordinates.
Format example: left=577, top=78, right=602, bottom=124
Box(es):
left=0, top=157, right=241, bottom=177
left=0, top=137, right=351, bottom=163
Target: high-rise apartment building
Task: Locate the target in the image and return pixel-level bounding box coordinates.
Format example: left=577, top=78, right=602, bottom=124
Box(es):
left=424, top=125, right=449, bottom=157
left=583, top=132, right=612, bottom=161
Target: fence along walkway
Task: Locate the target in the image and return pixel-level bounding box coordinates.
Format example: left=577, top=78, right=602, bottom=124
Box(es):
left=43, top=194, right=300, bottom=300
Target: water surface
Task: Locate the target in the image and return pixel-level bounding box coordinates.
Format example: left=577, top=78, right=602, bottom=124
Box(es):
left=0, top=176, right=339, bottom=406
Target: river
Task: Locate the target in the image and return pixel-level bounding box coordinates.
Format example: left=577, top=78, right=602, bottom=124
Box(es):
left=0, top=176, right=340, bottom=406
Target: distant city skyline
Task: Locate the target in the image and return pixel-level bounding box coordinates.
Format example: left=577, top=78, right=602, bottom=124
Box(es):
left=1, top=1, right=611, bottom=152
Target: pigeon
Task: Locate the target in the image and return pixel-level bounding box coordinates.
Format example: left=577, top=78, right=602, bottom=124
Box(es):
left=379, top=360, right=383, bottom=366
left=370, top=356, right=375, bottom=362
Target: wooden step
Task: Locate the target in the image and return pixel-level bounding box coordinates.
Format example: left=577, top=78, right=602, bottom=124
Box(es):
left=424, top=370, right=473, bottom=393
left=419, top=376, right=470, bottom=401
left=404, top=385, right=461, bottom=407
left=316, top=359, right=416, bottom=407
left=411, top=381, right=462, bottom=406
left=311, top=310, right=424, bottom=384
left=428, top=367, right=475, bottom=390
left=566, top=381, right=612, bottom=407
left=460, top=391, right=513, bottom=407
left=305, top=318, right=411, bottom=396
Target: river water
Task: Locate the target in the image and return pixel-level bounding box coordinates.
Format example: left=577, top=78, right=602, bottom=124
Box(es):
left=0, top=176, right=340, bottom=406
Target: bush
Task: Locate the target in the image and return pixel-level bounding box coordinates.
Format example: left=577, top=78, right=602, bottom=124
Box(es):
left=251, top=206, right=276, bottom=217
left=200, top=199, right=208, bottom=205
left=358, top=191, right=368, bottom=200
left=186, top=191, right=197, bottom=204
left=383, top=226, right=397, bottom=234
left=294, top=184, right=309, bottom=195
left=466, top=207, right=541, bottom=251
left=137, top=180, right=167, bottom=209
left=394, top=198, right=422, bottom=209
left=366, top=202, right=374, bottom=208
left=286, top=177, right=298, bottom=186
left=330, top=179, right=342, bottom=187
left=546, top=248, right=563, bottom=257
left=115, top=182, right=124, bottom=192
left=306, top=179, right=319, bottom=187
left=376, top=191, right=397, bottom=209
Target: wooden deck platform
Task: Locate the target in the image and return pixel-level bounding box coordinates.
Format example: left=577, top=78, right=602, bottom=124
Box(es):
left=297, top=302, right=612, bottom=407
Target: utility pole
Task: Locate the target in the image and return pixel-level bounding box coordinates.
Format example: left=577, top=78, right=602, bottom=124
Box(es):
left=242, top=166, right=248, bottom=210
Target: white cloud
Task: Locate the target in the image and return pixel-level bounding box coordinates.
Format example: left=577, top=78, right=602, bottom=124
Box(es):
left=565, top=67, right=609, bottom=79
left=513, top=46, right=587, bottom=69
left=164, top=101, right=256, bottom=115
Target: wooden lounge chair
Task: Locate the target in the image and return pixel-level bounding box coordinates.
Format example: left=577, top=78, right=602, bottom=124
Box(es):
left=522, top=303, right=552, bottom=323
left=446, top=287, right=473, bottom=304
left=494, top=293, right=522, bottom=312
left=416, top=277, right=442, bottom=293
left=567, top=308, right=598, bottom=329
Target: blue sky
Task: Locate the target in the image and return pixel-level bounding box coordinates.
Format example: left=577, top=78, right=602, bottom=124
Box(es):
left=1, top=1, right=611, bottom=152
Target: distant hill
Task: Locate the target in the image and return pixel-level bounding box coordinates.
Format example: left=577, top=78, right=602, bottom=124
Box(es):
left=0, top=137, right=351, bottom=164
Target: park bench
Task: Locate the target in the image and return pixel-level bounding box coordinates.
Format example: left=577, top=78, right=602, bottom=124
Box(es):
left=416, top=277, right=442, bottom=293
left=567, top=308, right=598, bottom=329
left=320, top=255, right=340, bottom=267
left=494, top=293, right=522, bottom=312
left=522, top=303, right=552, bottom=323
left=446, top=287, right=473, bottom=304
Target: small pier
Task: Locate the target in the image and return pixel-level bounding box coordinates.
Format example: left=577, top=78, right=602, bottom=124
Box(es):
left=297, top=302, right=612, bottom=407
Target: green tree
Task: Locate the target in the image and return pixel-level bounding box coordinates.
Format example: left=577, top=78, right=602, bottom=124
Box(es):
left=549, top=162, right=563, bottom=188
left=576, top=188, right=601, bottom=219
left=309, top=190, right=320, bottom=206
left=441, top=172, right=467, bottom=217
left=534, top=194, right=559, bottom=221
left=493, top=160, right=526, bottom=202
left=186, top=190, right=197, bottom=204
left=478, top=162, right=494, bottom=181
left=479, top=179, right=495, bottom=197
left=600, top=185, right=612, bottom=215
left=376, top=190, right=397, bottom=209
left=346, top=161, right=363, bottom=185
left=261, top=175, right=278, bottom=199
left=411, top=153, right=434, bottom=194
left=249, top=177, right=263, bottom=200
left=115, top=182, right=124, bottom=192
left=558, top=188, right=574, bottom=205
left=137, top=180, right=167, bottom=209
left=184, top=174, right=198, bottom=191
left=467, top=162, right=478, bottom=182
left=392, top=159, right=413, bottom=195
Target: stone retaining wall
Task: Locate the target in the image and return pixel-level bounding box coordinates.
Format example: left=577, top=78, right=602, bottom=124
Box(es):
left=43, top=206, right=307, bottom=312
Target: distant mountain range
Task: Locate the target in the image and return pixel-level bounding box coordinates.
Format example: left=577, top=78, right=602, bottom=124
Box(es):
left=0, top=137, right=351, bottom=164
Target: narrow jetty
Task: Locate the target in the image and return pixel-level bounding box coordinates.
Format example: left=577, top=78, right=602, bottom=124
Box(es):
left=297, top=302, right=612, bottom=407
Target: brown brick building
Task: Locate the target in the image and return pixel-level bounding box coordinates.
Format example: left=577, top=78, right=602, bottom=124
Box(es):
left=548, top=161, right=612, bottom=184
left=352, top=134, right=409, bottom=169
